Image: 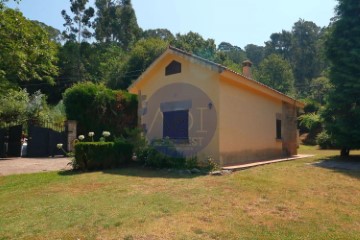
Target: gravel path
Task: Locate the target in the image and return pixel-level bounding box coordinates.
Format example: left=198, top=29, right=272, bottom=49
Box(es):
left=0, top=157, right=72, bottom=176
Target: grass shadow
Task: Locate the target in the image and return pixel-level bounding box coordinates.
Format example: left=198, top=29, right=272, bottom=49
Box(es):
left=312, top=154, right=360, bottom=179
left=58, top=162, right=206, bottom=179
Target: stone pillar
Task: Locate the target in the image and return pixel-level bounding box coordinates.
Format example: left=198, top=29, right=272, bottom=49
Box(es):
left=282, top=102, right=298, bottom=156
left=66, top=120, right=77, bottom=152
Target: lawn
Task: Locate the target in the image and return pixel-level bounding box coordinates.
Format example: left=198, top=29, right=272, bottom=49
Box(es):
left=0, top=146, right=359, bottom=239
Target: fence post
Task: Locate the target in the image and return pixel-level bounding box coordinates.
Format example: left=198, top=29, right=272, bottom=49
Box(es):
left=66, top=120, right=77, bottom=152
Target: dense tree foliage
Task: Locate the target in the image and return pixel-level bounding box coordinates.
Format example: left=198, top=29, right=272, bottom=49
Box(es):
left=244, top=44, right=265, bottom=67
left=107, top=38, right=168, bottom=89
left=0, top=8, right=58, bottom=93
left=0, top=89, right=59, bottom=126
left=255, top=54, right=295, bottom=96
left=33, top=20, right=63, bottom=43
left=142, top=28, right=175, bottom=42
left=172, top=31, right=217, bottom=60
left=308, top=76, right=332, bottom=105
left=63, top=82, right=137, bottom=137
left=2, top=0, right=346, bottom=150
left=264, top=19, right=327, bottom=97
left=322, top=0, right=360, bottom=156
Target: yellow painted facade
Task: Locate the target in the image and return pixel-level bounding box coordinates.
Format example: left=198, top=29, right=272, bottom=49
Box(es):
left=128, top=47, right=304, bottom=166
left=218, top=76, right=283, bottom=165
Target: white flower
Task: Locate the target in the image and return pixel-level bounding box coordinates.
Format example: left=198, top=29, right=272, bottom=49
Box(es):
left=56, top=143, right=63, bottom=149
left=88, top=132, right=95, bottom=137
left=78, top=135, right=85, bottom=140
left=102, top=131, right=111, bottom=137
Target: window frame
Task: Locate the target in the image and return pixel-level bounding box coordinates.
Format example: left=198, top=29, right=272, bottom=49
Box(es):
left=276, top=118, right=282, bottom=140
left=162, top=110, right=189, bottom=142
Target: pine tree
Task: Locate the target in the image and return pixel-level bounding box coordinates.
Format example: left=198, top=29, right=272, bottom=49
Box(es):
left=323, top=0, right=360, bottom=156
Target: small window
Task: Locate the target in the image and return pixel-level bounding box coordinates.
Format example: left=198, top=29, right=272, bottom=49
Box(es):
left=165, top=60, right=181, bottom=76
left=163, top=110, right=188, bottom=140
left=276, top=119, right=282, bottom=140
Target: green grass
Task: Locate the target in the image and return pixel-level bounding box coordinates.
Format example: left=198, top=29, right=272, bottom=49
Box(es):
left=1, top=146, right=360, bottom=239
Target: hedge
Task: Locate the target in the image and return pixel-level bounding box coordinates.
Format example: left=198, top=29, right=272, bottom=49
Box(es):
left=74, top=140, right=133, bottom=170
left=63, top=82, right=137, bottom=139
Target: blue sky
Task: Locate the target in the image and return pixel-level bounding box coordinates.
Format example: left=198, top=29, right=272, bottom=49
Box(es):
left=6, top=0, right=336, bottom=48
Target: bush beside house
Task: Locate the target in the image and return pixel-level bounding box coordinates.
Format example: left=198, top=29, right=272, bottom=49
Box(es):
left=74, top=140, right=133, bottom=170
left=63, top=82, right=137, bottom=140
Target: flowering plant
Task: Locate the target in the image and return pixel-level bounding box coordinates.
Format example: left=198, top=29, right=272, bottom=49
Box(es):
left=78, top=135, right=85, bottom=141
left=102, top=131, right=110, bottom=137
left=88, top=132, right=95, bottom=141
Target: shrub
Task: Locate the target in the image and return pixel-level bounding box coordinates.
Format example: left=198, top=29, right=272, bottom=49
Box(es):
left=124, top=131, right=199, bottom=169
left=63, top=82, right=137, bottom=139
left=74, top=141, right=133, bottom=171
left=317, top=131, right=337, bottom=149
left=143, top=146, right=186, bottom=169
left=298, top=112, right=322, bottom=145
left=185, top=156, right=198, bottom=169
left=114, top=138, right=133, bottom=163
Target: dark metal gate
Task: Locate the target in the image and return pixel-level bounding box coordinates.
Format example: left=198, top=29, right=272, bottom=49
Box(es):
left=26, top=122, right=67, bottom=158
left=0, top=125, right=22, bottom=158
left=0, top=120, right=73, bottom=158
left=0, top=128, right=6, bottom=158
left=8, top=125, right=22, bottom=157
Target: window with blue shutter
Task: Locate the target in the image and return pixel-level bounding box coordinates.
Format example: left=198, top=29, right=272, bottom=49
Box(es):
left=163, top=110, right=188, bottom=140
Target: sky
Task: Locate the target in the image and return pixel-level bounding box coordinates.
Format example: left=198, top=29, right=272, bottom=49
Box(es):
left=6, top=0, right=337, bottom=48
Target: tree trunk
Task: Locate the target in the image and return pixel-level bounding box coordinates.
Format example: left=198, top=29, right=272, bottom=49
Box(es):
left=340, top=148, right=350, bottom=157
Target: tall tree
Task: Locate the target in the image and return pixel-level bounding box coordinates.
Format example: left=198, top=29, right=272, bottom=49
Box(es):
left=118, top=0, right=141, bottom=49
left=265, top=30, right=293, bottom=61
left=32, top=20, right=63, bottom=43
left=61, top=0, right=95, bottom=42
left=172, top=31, right=216, bottom=60
left=94, top=0, right=141, bottom=49
left=142, top=28, right=174, bottom=42
left=309, top=76, right=332, bottom=105
left=215, top=42, right=246, bottom=72
left=0, top=8, right=58, bottom=93
left=107, top=38, right=167, bottom=89
left=255, top=54, right=295, bottom=96
left=217, top=42, right=247, bottom=65
left=244, top=44, right=265, bottom=67
left=264, top=20, right=326, bottom=97
left=291, top=19, right=322, bottom=95
left=322, top=0, right=360, bottom=156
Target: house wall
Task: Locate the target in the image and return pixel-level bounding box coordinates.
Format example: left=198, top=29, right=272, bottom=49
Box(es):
left=218, top=76, right=286, bottom=166
left=134, top=53, right=221, bottom=163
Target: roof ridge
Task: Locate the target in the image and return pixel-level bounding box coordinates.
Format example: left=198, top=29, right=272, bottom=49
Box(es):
left=167, top=45, right=300, bottom=104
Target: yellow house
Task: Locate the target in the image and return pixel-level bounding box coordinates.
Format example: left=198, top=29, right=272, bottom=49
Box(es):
left=128, top=46, right=304, bottom=166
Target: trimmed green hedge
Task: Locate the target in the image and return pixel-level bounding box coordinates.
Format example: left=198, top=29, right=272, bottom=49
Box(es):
left=63, top=82, right=137, bottom=139
left=74, top=140, right=133, bottom=170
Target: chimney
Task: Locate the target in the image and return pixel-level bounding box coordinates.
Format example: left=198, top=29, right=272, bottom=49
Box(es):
left=242, top=60, right=253, bottom=78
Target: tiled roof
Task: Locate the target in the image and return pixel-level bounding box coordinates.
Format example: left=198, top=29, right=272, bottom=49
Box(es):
left=168, top=46, right=302, bottom=106
left=128, top=45, right=304, bottom=108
